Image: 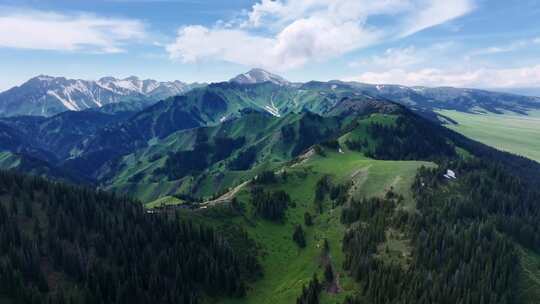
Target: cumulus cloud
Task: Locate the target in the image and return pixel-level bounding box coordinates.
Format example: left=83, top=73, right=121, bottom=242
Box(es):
left=347, top=65, right=540, bottom=88
left=166, top=0, right=475, bottom=70
left=167, top=26, right=275, bottom=67
left=167, top=15, right=379, bottom=70
left=0, top=9, right=146, bottom=53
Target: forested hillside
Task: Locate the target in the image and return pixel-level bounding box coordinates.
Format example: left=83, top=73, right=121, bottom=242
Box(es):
left=0, top=171, right=259, bottom=304
left=2, top=104, right=540, bottom=303
left=340, top=158, right=539, bottom=304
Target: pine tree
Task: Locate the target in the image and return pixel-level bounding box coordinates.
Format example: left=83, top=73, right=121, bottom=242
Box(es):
left=293, top=225, right=306, bottom=248
left=304, top=212, right=313, bottom=226
left=324, top=264, right=334, bottom=284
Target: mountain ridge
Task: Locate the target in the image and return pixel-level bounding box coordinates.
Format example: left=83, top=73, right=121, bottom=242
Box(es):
left=2, top=72, right=539, bottom=185
left=3, top=69, right=540, bottom=118
left=0, top=75, right=204, bottom=117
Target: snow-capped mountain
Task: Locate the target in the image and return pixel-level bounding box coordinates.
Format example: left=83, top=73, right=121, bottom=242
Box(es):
left=96, top=76, right=192, bottom=99
left=0, top=75, right=201, bottom=117
left=230, top=68, right=291, bottom=86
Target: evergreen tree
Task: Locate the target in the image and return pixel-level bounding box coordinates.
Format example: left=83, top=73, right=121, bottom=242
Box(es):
left=304, top=212, right=313, bottom=226
left=0, top=170, right=260, bottom=304
left=296, top=274, right=322, bottom=304
left=293, top=225, right=306, bottom=248
left=250, top=187, right=290, bottom=221
left=324, top=264, right=334, bottom=284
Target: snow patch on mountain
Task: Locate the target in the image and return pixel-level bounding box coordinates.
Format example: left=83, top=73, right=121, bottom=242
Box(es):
left=37, top=76, right=54, bottom=82
left=264, top=101, right=281, bottom=117
left=47, top=90, right=80, bottom=111
left=0, top=75, right=201, bottom=117
left=230, top=68, right=290, bottom=86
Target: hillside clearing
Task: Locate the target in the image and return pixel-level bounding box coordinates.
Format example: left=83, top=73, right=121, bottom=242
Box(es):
left=144, top=195, right=185, bottom=209
left=214, top=150, right=433, bottom=304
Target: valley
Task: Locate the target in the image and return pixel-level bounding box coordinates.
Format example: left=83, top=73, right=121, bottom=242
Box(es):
left=438, top=110, right=540, bottom=163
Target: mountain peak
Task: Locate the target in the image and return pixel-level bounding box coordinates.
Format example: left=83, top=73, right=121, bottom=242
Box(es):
left=98, top=76, right=118, bottom=83
left=230, top=68, right=290, bottom=86
left=29, top=75, right=59, bottom=83
left=124, top=76, right=140, bottom=82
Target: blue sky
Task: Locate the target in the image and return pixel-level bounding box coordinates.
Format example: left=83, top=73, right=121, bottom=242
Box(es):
left=1, top=0, right=539, bottom=91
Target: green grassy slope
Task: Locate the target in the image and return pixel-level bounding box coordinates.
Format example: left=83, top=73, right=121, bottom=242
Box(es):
left=203, top=149, right=433, bottom=304
left=104, top=111, right=342, bottom=202
left=104, top=107, right=447, bottom=204
left=144, top=195, right=185, bottom=209
left=519, top=247, right=540, bottom=304
left=0, top=152, right=21, bottom=169
left=438, top=110, right=540, bottom=162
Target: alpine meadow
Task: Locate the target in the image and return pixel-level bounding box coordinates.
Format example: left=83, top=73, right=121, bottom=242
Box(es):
left=1, top=1, right=540, bottom=304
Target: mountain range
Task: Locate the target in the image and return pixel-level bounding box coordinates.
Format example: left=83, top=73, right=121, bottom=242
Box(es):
left=0, top=75, right=204, bottom=117
left=1, top=69, right=539, bottom=120
left=0, top=68, right=539, bottom=195
left=0, top=69, right=538, bottom=198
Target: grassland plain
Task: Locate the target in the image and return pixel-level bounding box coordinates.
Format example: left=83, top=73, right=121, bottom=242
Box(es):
left=187, top=149, right=434, bottom=304
left=437, top=110, right=540, bottom=163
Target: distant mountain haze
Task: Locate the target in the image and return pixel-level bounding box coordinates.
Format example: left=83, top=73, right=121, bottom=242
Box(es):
left=493, top=87, right=540, bottom=97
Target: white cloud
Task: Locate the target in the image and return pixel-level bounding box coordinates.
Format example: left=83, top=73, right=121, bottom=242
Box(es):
left=166, top=0, right=475, bottom=70
left=347, top=65, right=540, bottom=88
left=400, top=0, right=475, bottom=37
left=245, top=0, right=409, bottom=29
left=469, top=37, right=540, bottom=57
left=0, top=9, right=146, bottom=53
left=167, top=14, right=380, bottom=70
left=350, top=42, right=455, bottom=70
left=351, top=46, right=421, bottom=69
left=166, top=26, right=275, bottom=67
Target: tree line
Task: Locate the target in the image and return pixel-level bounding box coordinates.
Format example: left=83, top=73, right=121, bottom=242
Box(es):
left=346, top=116, right=455, bottom=161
